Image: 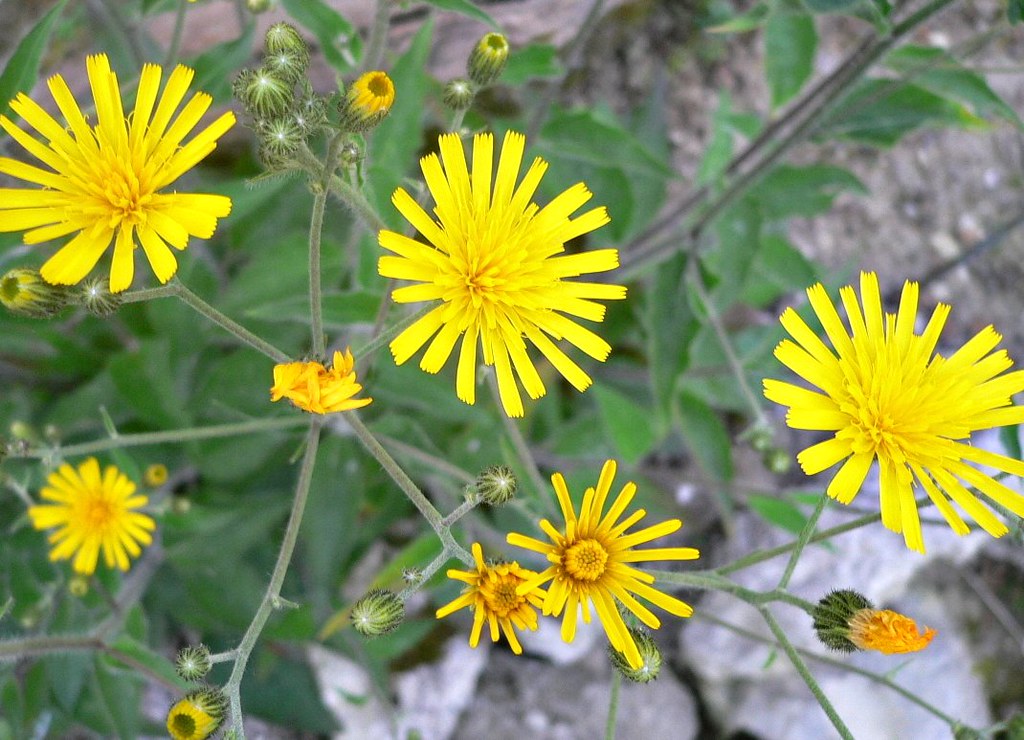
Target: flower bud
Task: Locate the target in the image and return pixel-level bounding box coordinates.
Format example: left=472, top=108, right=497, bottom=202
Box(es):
left=246, top=0, right=273, bottom=14
left=1, top=268, right=71, bottom=318
left=234, top=67, right=294, bottom=119
left=68, top=575, right=90, bottom=597
left=145, top=463, right=169, bottom=487
left=175, top=644, right=213, bottom=681
left=294, top=94, right=327, bottom=132
left=351, top=588, right=405, bottom=636
left=475, top=464, right=517, bottom=505
left=812, top=589, right=936, bottom=655
left=443, top=78, right=475, bottom=111
left=764, top=448, right=791, bottom=474
left=467, top=33, right=509, bottom=87
left=264, top=48, right=308, bottom=86
left=264, top=22, right=308, bottom=60
left=747, top=426, right=773, bottom=453
left=952, top=726, right=984, bottom=740
left=609, top=627, right=661, bottom=683
left=258, top=117, right=304, bottom=159
left=339, top=71, right=395, bottom=132
left=79, top=277, right=124, bottom=316
left=812, top=589, right=873, bottom=653
left=402, top=567, right=422, bottom=586
left=166, top=686, right=227, bottom=740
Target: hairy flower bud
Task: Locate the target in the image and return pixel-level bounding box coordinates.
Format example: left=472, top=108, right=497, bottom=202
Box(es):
left=79, top=277, right=123, bottom=317
left=246, top=0, right=273, bottom=14
left=475, top=464, right=517, bottom=505
left=339, top=71, right=395, bottom=132
left=1, top=268, right=71, bottom=318
left=258, top=117, right=304, bottom=159
left=264, top=22, right=308, bottom=60
left=467, top=33, right=509, bottom=87
left=264, top=48, right=308, bottom=86
left=166, top=686, right=227, bottom=740
left=764, top=448, right=791, bottom=474
left=443, top=78, right=475, bottom=111
left=234, top=67, right=294, bottom=119
left=609, top=627, right=662, bottom=683
left=68, top=575, right=90, bottom=597
left=812, top=589, right=935, bottom=654
left=351, top=588, right=405, bottom=636
left=175, top=644, right=213, bottom=681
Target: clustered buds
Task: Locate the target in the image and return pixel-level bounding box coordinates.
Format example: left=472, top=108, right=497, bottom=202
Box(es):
left=351, top=588, right=405, bottom=636
left=609, top=627, right=662, bottom=683
left=475, top=464, right=518, bottom=505
left=175, top=644, right=213, bottom=681
left=1, top=268, right=71, bottom=318
left=166, top=686, right=227, bottom=740
left=812, top=589, right=936, bottom=655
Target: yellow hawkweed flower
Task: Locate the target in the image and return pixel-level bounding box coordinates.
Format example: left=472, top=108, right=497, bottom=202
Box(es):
left=341, top=70, right=395, bottom=129
left=27, top=458, right=156, bottom=575
left=166, top=688, right=226, bottom=740
left=436, top=542, right=546, bottom=654
left=0, top=54, right=234, bottom=292
left=507, top=460, right=699, bottom=669
left=849, top=608, right=936, bottom=655
left=0, top=267, right=70, bottom=318
left=378, top=131, right=627, bottom=417
left=764, top=272, right=1024, bottom=553
left=270, top=348, right=372, bottom=414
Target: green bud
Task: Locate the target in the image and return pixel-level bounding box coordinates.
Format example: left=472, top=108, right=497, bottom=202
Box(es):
left=79, top=277, right=124, bottom=317
left=402, top=567, right=422, bottom=586
left=264, top=22, right=308, bottom=60
left=234, top=67, right=294, bottom=119
left=339, top=142, right=362, bottom=168
left=263, top=48, right=308, bottom=86
left=258, top=117, right=304, bottom=159
left=175, top=644, right=213, bottom=681
left=351, top=588, right=405, bottom=637
left=475, top=464, right=517, bottom=505
left=764, top=448, right=791, bottom=474
left=609, top=628, right=662, bottom=683
left=1, top=268, right=71, bottom=318
left=68, top=575, right=90, bottom=597
left=467, top=33, right=509, bottom=87
left=812, top=589, right=873, bottom=653
left=747, top=426, right=773, bottom=453
left=294, top=94, right=328, bottom=132
left=951, top=726, right=984, bottom=740
left=443, top=78, right=475, bottom=111
left=246, top=0, right=273, bottom=13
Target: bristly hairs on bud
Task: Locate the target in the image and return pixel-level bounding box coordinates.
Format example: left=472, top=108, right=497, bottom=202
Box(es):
left=443, top=78, right=475, bottom=111
left=166, top=685, right=228, bottom=740
left=175, top=644, right=213, bottom=681
left=467, top=33, right=509, bottom=87
left=609, top=627, right=662, bottom=683
left=234, top=67, right=294, bottom=120
left=265, top=22, right=308, bottom=59
left=257, top=117, right=304, bottom=159
left=475, top=464, right=517, bottom=505
left=351, top=588, right=405, bottom=636
left=338, top=70, right=395, bottom=132
left=1, top=268, right=71, bottom=319
left=812, top=588, right=874, bottom=653
left=263, top=48, right=309, bottom=86
left=78, top=277, right=124, bottom=317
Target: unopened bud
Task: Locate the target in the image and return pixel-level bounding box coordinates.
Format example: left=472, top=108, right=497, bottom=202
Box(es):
left=175, top=644, right=213, bottom=681
left=339, top=71, right=395, bottom=132
left=234, top=67, right=294, bottom=119
left=264, top=23, right=308, bottom=60
left=467, top=33, right=509, bottom=87
left=258, top=117, right=304, bottom=159
left=609, top=628, right=662, bottom=683
left=166, top=686, right=227, bottom=740
left=294, top=94, right=327, bottom=132
left=79, top=278, right=123, bottom=316
left=263, top=48, right=308, bottom=86
left=246, top=0, right=273, bottom=14
left=402, top=567, right=422, bottom=586
left=475, top=464, right=517, bottom=505
left=764, top=448, right=791, bottom=474
left=171, top=495, right=192, bottom=515
left=443, top=78, right=475, bottom=111
left=145, top=463, right=169, bottom=487
left=351, top=588, right=405, bottom=636
left=68, top=575, right=90, bottom=597
left=1, top=268, right=71, bottom=318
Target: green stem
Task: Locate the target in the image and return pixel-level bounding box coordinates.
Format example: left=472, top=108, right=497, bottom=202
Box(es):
left=354, top=305, right=431, bottom=360
left=171, top=281, right=291, bottom=363
left=778, top=494, right=828, bottom=590
left=120, top=285, right=178, bottom=304
left=377, top=433, right=476, bottom=485
left=440, top=497, right=479, bottom=528
left=650, top=570, right=817, bottom=613
left=398, top=541, right=463, bottom=599
left=759, top=606, right=854, bottom=740
left=308, top=189, right=330, bottom=358
left=327, top=173, right=388, bottom=233
left=362, top=0, right=391, bottom=72
left=605, top=669, right=622, bottom=740
left=163, top=0, right=188, bottom=66
left=225, top=419, right=323, bottom=737
left=13, top=417, right=308, bottom=460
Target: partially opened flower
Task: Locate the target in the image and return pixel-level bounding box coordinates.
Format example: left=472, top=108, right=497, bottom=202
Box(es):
left=436, top=542, right=546, bottom=654
left=378, top=131, right=627, bottom=417
left=270, top=348, right=372, bottom=414
left=764, top=272, right=1024, bottom=553
left=812, top=589, right=935, bottom=655
left=27, top=458, right=156, bottom=575
left=507, top=460, right=699, bottom=669
left=0, top=54, right=234, bottom=292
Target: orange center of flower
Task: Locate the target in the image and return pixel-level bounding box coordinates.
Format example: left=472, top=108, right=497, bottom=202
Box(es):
left=98, top=157, right=153, bottom=229
left=481, top=573, right=524, bottom=618
left=563, top=538, right=608, bottom=582
left=83, top=495, right=116, bottom=530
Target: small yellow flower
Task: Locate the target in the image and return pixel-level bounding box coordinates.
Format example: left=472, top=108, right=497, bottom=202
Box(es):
left=270, top=348, right=372, bottom=414
left=764, top=272, right=1024, bottom=552
left=507, top=460, right=699, bottom=669
left=849, top=608, right=936, bottom=655
left=378, top=131, right=626, bottom=417
left=340, top=70, right=394, bottom=129
left=166, top=688, right=226, bottom=740
left=436, top=542, right=546, bottom=654
left=0, top=54, right=234, bottom=292
left=144, top=463, right=169, bottom=487
left=27, top=458, right=156, bottom=575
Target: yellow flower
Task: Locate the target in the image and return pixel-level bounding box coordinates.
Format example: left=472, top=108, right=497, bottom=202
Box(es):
left=848, top=608, right=936, bottom=655
left=763, top=272, right=1024, bottom=553
left=436, top=542, right=546, bottom=654
left=378, top=131, right=627, bottom=417
left=27, top=458, right=156, bottom=575
left=340, top=70, right=394, bottom=130
left=269, top=348, right=372, bottom=414
left=0, top=54, right=234, bottom=292
left=507, top=460, right=699, bottom=669
left=166, top=688, right=226, bottom=740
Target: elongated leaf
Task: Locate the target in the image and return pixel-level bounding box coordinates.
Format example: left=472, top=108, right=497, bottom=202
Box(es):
left=675, top=390, right=734, bottom=482
left=0, top=0, right=69, bottom=114
left=747, top=493, right=808, bottom=534
left=645, top=253, right=698, bottom=419
left=422, top=0, right=497, bottom=26
left=751, top=164, right=866, bottom=219
left=594, top=385, right=658, bottom=464
left=108, top=635, right=190, bottom=692
left=503, top=44, right=562, bottom=85
left=764, top=12, right=817, bottom=108
left=697, top=93, right=735, bottom=186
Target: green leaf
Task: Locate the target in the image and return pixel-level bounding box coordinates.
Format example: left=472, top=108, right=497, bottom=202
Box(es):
left=674, top=390, right=734, bottom=482
left=1011, top=0, right=1024, bottom=23
left=108, top=635, right=190, bottom=692
left=751, top=164, right=866, bottom=219
left=421, top=0, right=498, bottom=26
left=243, top=291, right=381, bottom=328
left=802, top=0, right=864, bottom=12
left=43, top=653, right=90, bottom=711
left=280, top=0, right=361, bottom=72
left=241, top=655, right=339, bottom=733
left=707, top=3, right=770, bottom=32
left=697, top=93, right=735, bottom=186
left=109, top=338, right=191, bottom=429
left=644, top=253, right=699, bottom=419
left=764, top=12, right=817, bottom=108
left=0, top=0, right=69, bottom=114
left=593, top=385, right=658, bottom=464
left=190, top=25, right=255, bottom=101
left=704, top=198, right=763, bottom=307
left=739, top=234, right=819, bottom=307
left=884, top=45, right=1022, bottom=127
left=747, top=493, right=808, bottom=534
left=503, top=44, right=563, bottom=85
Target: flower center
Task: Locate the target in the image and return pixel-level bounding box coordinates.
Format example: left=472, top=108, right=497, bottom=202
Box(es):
left=171, top=713, right=196, bottom=737
left=563, top=538, right=608, bottom=582
left=84, top=495, right=116, bottom=530
left=841, top=374, right=915, bottom=463
left=481, top=573, right=524, bottom=618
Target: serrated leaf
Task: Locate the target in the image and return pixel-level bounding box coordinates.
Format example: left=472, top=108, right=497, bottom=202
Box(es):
left=675, top=390, right=734, bottom=482
left=0, top=0, right=69, bottom=114
left=764, top=12, right=817, bottom=108
left=593, top=385, right=658, bottom=464
left=422, top=0, right=498, bottom=26
left=280, top=0, right=361, bottom=72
